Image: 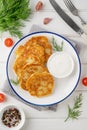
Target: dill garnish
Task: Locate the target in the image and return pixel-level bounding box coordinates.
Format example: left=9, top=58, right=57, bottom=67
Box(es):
left=51, top=37, right=64, bottom=51
left=10, top=78, right=19, bottom=86
left=0, top=0, right=31, bottom=38
left=65, top=93, right=83, bottom=122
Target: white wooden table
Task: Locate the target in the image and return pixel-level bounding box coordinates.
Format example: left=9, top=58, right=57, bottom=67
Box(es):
left=0, top=0, right=87, bottom=129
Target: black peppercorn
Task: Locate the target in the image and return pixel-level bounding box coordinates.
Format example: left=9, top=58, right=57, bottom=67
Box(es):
left=2, top=108, right=21, bottom=128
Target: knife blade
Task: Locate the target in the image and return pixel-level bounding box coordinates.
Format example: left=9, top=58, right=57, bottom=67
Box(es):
left=49, top=0, right=87, bottom=44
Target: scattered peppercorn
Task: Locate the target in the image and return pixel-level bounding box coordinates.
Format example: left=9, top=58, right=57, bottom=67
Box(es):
left=2, top=108, right=21, bottom=128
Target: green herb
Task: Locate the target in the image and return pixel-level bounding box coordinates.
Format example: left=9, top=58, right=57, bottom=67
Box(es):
left=0, top=0, right=31, bottom=38
left=65, top=93, right=83, bottom=122
left=10, top=78, right=19, bottom=85
left=51, top=37, right=64, bottom=51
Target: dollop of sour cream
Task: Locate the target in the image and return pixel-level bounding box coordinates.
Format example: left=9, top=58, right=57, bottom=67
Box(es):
left=47, top=51, right=74, bottom=78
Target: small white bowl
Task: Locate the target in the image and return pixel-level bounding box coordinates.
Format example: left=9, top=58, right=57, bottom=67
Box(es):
left=47, top=51, right=74, bottom=78
left=0, top=104, right=25, bottom=130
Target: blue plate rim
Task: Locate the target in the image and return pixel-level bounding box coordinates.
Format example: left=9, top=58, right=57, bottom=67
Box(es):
left=6, top=31, right=81, bottom=106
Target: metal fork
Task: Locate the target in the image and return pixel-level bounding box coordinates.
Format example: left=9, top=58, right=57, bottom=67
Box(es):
left=63, top=0, right=86, bottom=25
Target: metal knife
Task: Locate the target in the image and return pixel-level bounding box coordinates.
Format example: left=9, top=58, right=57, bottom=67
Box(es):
left=49, top=0, right=87, bottom=44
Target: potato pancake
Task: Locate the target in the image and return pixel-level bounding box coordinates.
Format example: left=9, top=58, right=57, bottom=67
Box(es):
left=27, top=43, right=45, bottom=64
left=15, top=45, right=26, bottom=58
left=26, top=72, right=54, bottom=97
left=13, top=35, right=54, bottom=98
left=19, top=64, right=48, bottom=90
left=35, top=36, right=52, bottom=62
left=25, top=36, right=52, bottom=62
left=13, top=53, right=40, bottom=77
left=24, top=37, right=37, bottom=49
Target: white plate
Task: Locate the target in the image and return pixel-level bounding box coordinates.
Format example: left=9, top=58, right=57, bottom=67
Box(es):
left=6, top=31, right=81, bottom=106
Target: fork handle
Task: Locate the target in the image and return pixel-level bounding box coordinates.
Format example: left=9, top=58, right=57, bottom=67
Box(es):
left=81, top=33, right=87, bottom=44
left=83, top=23, right=87, bottom=34
left=78, top=15, right=86, bottom=25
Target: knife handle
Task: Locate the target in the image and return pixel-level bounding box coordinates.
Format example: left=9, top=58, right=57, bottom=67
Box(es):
left=83, top=23, right=87, bottom=34
left=81, top=33, right=87, bottom=44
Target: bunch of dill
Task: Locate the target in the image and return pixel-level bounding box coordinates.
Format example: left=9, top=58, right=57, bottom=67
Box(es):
left=0, top=0, right=31, bottom=38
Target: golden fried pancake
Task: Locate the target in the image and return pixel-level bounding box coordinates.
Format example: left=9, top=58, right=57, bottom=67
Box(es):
left=13, top=35, right=54, bottom=98
left=37, top=36, right=49, bottom=42
left=15, top=45, right=26, bottom=58
left=13, top=53, right=40, bottom=77
left=24, top=37, right=37, bottom=49
left=25, top=36, right=49, bottom=47
left=26, top=72, right=54, bottom=97
left=19, top=64, right=48, bottom=90
left=27, top=43, right=45, bottom=64
left=36, top=36, right=52, bottom=62
left=25, top=36, right=52, bottom=62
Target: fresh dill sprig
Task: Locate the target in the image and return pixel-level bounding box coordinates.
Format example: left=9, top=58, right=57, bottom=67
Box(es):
left=51, top=37, right=64, bottom=51
left=10, top=78, right=19, bottom=86
left=0, top=0, right=31, bottom=38
left=65, top=93, right=83, bottom=122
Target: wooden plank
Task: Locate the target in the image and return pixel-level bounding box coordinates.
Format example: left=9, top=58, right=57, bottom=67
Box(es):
left=20, top=118, right=87, bottom=130
left=30, top=0, right=87, bottom=11
left=24, top=11, right=87, bottom=36
left=0, top=118, right=87, bottom=130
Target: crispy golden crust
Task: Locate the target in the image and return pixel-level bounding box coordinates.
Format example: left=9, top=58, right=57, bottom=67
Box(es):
left=13, top=53, right=40, bottom=77
left=19, top=64, right=48, bottom=90
left=36, top=36, right=52, bottom=62
left=25, top=36, right=52, bottom=62
left=26, top=72, right=54, bottom=97
left=13, top=35, right=54, bottom=98
left=27, top=43, right=45, bottom=64
left=24, top=37, right=37, bottom=49
left=15, top=45, right=26, bottom=57
left=25, top=36, right=49, bottom=47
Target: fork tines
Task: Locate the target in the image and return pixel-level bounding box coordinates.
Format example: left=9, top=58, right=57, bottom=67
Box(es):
left=63, top=0, right=77, bottom=12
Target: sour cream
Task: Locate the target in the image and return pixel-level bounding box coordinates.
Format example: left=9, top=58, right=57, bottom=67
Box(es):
left=47, top=51, right=74, bottom=78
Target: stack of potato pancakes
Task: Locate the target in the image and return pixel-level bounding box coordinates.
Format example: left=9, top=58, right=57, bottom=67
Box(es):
left=13, top=36, right=54, bottom=97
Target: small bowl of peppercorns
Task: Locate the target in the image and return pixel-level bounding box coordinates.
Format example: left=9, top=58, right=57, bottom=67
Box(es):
left=0, top=104, right=25, bottom=130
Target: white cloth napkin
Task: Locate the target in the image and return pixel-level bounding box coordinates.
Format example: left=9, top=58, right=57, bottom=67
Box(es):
left=2, top=24, right=82, bottom=111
